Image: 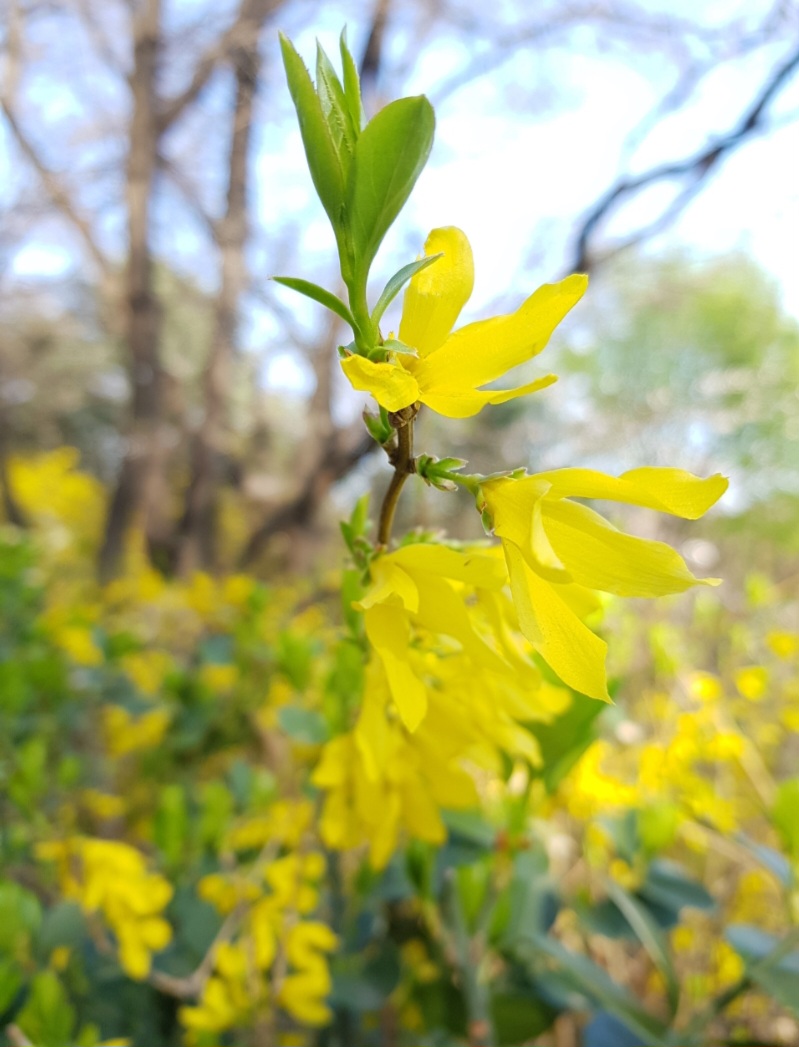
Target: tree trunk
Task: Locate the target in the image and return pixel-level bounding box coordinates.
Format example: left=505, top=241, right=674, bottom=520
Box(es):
left=98, top=0, right=163, bottom=582
left=175, top=31, right=262, bottom=575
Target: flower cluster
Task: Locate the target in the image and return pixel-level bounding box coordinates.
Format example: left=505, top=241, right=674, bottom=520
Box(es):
left=36, top=837, right=173, bottom=979
left=182, top=851, right=337, bottom=1034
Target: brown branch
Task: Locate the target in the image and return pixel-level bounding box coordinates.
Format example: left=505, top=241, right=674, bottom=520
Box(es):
left=175, top=10, right=265, bottom=574
left=377, top=406, right=417, bottom=548
left=238, top=429, right=376, bottom=568
left=0, top=99, right=110, bottom=275
left=98, top=0, right=165, bottom=582
left=360, top=0, right=393, bottom=87
left=156, top=0, right=281, bottom=134
left=570, top=43, right=799, bottom=273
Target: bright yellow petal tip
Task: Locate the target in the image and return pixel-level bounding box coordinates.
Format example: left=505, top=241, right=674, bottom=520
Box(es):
left=399, top=227, right=474, bottom=358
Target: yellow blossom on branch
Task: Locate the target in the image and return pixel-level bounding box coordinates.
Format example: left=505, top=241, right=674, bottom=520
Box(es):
left=341, top=227, right=586, bottom=417
left=479, top=467, right=728, bottom=701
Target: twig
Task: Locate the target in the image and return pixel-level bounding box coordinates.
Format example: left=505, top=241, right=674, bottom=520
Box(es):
left=570, top=44, right=799, bottom=272
left=377, top=405, right=418, bottom=548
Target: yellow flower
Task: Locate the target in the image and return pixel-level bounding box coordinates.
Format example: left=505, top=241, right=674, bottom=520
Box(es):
left=734, top=665, right=769, bottom=701
left=480, top=467, right=728, bottom=701
left=341, top=227, right=585, bottom=417
left=357, top=541, right=509, bottom=729
left=278, top=922, right=338, bottom=1026
left=53, top=624, right=104, bottom=666
left=37, top=837, right=173, bottom=980
left=103, top=705, right=172, bottom=757
left=767, top=630, right=799, bottom=659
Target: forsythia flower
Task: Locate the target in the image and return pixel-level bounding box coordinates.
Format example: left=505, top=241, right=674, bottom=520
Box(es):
left=37, top=837, right=172, bottom=979
left=341, top=227, right=586, bottom=417
left=357, top=541, right=510, bottom=729
left=183, top=851, right=336, bottom=1033
left=479, top=467, right=728, bottom=701
left=278, top=921, right=339, bottom=1025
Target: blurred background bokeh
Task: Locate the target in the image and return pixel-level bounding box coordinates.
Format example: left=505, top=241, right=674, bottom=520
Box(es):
left=1, top=2, right=798, bottom=1046
left=2, top=0, right=798, bottom=578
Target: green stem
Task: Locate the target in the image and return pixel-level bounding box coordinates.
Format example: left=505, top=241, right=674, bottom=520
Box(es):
left=377, top=410, right=416, bottom=547
left=441, top=870, right=495, bottom=1047
left=347, top=275, right=375, bottom=353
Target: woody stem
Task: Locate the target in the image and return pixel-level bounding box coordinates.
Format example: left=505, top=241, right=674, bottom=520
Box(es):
left=377, top=407, right=417, bottom=547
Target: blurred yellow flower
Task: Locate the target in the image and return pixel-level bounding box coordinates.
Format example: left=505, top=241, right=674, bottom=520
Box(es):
left=103, top=705, right=172, bottom=757
left=37, top=837, right=172, bottom=980
left=687, top=671, right=723, bottom=703
left=734, top=665, right=769, bottom=701
left=767, top=630, right=799, bottom=659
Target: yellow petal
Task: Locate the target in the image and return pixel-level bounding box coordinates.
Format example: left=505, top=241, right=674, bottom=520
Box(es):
left=503, top=541, right=610, bottom=702
left=541, top=499, right=718, bottom=596
left=412, top=274, right=586, bottom=392
left=399, top=777, right=446, bottom=843
left=482, top=475, right=551, bottom=551
left=355, top=681, right=393, bottom=781
left=399, top=227, right=474, bottom=357
left=419, top=374, right=558, bottom=418
left=364, top=604, right=427, bottom=730
left=340, top=354, right=419, bottom=411
left=533, top=467, right=728, bottom=518
left=358, top=559, right=419, bottom=612
left=390, top=542, right=507, bottom=589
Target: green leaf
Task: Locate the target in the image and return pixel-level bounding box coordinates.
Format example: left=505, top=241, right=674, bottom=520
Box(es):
left=272, top=276, right=357, bottom=329
left=278, top=705, right=329, bottom=745
left=36, top=902, right=86, bottom=958
left=154, top=783, right=189, bottom=868
left=316, top=42, right=358, bottom=176
left=442, top=809, right=496, bottom=849
left=341, top=493, right=372, bottom=554
left=340, top=29, right=365, bottom=132
left=638, top=859, right=715, bottom=917
left=347, top=96, right=435, bottom=284
left=16, top=970, right=76, bottom=1047
left=725, top=924, right=799, bottom=1018
left=528, top=935, right=671, bottom=1047
left=603, top=878, right=679, bottom=1017
left=371, top=252, right=443, bottom=327
left=491, top=990, right=557, bottom=1045
left=279, top=34, right=346, bottom=234
left=772, top=777, right=799, bottom=859
left=378, top=337, right=418, bottom=357
left=0, top=956, right=23, bottom=1014
left=526, top=691, right=604, bottom=793
left=0, top=879, right=42, bottom=952
left=734, top=834, right=792, bottom=885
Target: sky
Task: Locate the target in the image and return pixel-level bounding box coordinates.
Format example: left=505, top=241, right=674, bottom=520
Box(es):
left=7, top=1, right=799, bottom=360
left=249, top=11, right=799, bottom=392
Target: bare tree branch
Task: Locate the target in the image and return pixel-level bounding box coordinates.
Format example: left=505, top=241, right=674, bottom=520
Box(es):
left=0, top=100, right=111, bottom=275
left=156, top=0, right=281, bottom=134
left=175, top=13, right=266, bottom=573
left=238, top=428, right=376, bottom=569
left=570, top=44, right=799, bottom=273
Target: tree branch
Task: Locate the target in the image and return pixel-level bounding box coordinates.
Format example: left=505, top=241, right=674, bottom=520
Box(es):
left=156, top=0, right=281, bottom=134
left=570, top=44, right=799, bottom=273
left=377, top=406, right=417, bottom=548
left=238, top=428, right=376, bottom=568
left=0, top=99, right=110, bottom=275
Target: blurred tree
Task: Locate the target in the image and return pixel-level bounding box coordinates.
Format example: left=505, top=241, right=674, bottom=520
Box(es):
left=0, top=0, right=796, bottom=576
left=553, top=252, right=799, bottom=496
